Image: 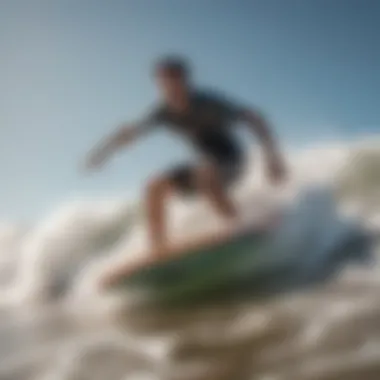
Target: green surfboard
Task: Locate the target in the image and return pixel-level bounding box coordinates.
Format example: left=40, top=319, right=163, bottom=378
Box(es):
left=111, top=229, right=270, bottom=305
left=108, top=187, right=369, bottom=306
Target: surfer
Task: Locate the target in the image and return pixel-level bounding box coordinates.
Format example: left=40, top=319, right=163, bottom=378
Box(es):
left=84, top=56, right=286, bottom=272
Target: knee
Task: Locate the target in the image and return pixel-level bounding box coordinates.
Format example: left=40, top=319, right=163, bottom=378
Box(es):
left=146, top=176, right=172, bottom=198
left=195, top=164, right=218, bottom=188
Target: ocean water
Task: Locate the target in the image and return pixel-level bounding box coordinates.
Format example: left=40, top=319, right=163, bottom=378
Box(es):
left=0, top=139, right=379, bottom=380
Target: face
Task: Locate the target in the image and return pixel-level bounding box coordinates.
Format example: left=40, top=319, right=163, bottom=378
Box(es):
left=155, top=69, right=188, bottom=102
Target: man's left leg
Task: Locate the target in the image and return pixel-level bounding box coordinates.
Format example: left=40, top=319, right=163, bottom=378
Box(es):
left=194, top=162, right=239, bottom=221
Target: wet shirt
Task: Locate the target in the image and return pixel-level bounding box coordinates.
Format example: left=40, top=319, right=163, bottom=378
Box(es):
left=140, top=90, right=246, bottom=164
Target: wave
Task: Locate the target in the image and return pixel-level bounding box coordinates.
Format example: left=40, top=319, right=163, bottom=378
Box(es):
left=336, top=145, right=380, bottom=200
left=0, top=138, right=379, bottom=309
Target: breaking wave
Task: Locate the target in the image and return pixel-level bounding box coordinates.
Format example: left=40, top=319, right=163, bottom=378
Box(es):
left=0, top=137, right=379, bottom=380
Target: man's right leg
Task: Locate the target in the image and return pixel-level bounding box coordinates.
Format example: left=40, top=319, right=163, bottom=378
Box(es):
left=145, top=165, right=194, bottom=256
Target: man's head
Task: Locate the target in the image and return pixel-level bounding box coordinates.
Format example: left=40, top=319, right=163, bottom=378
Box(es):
left=153, top=56, right=191, bottom=101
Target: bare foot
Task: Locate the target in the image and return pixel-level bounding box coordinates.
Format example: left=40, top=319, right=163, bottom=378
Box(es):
left=98, top=255, right=163, bottom=290
left=98, top=263, right=140, bottom=290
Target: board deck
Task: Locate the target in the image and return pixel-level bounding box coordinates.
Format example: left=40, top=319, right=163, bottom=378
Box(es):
left=100, top=216, right=278, bottom=291
left=100, top=222, right=276, bottom=308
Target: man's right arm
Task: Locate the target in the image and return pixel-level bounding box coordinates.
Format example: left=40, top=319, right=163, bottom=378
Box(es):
left=84, top=111, right=160, bottom=170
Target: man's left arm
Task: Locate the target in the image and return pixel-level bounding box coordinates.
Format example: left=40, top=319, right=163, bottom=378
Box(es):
left=210, top=91, right=287, bottom=184
left=239, top=108, right=287, bottom=184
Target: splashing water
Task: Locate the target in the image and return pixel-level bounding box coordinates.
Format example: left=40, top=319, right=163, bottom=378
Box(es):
left=0, top=138, right=380, bottom=380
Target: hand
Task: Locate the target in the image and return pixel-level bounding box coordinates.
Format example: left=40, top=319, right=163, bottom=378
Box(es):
left=266, top=154, right=287, bottom=185
left=82, top=149, right=108, bottom=173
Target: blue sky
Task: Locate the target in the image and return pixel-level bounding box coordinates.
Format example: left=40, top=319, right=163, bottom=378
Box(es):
left=1, top=0, right=379, bottom=220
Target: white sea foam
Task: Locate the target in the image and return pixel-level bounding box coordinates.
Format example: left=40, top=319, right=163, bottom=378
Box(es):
left=0, top=138, right=379, bottom=380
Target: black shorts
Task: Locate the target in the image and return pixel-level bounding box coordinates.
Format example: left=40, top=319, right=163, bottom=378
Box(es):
left=166, top=157, right=244, bottom=195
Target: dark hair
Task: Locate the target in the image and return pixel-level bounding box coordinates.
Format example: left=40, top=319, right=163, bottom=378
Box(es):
left=154, top=56, right=190, bottom=78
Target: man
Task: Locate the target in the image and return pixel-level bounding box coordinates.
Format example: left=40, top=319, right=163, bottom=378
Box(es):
left=85, top=56, right=286, bottom=260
